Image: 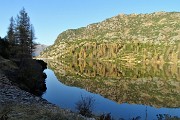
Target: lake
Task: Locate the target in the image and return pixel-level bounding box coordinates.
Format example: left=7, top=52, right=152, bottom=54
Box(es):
left=42, top=60, right=180, bottom=120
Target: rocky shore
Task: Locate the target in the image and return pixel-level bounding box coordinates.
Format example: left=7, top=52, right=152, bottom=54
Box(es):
left=0, top=58, right=95, bottom=120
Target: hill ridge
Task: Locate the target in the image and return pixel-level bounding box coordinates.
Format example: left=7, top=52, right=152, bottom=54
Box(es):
left=40, top=11, right=180, bottom=64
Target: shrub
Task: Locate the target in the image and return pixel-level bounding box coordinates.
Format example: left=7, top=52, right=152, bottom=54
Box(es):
left=75, top=95, right=95, bottom=117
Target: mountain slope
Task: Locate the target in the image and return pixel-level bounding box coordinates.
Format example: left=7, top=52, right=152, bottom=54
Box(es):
left=33, top=44, right=48, bottom=56
left=40, top=12, right=180, bottom=64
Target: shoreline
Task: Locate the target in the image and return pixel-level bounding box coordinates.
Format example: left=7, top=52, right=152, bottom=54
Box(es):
left=0, top=70, right=94, bottom=120
left=0, top=57, right=94, bottom=120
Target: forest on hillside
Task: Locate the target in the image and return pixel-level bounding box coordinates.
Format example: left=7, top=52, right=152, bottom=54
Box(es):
left=40, top=12, right=180, bottom=67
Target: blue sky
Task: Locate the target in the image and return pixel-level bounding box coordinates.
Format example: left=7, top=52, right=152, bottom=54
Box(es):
left=0, top=0, right=180, bottom=45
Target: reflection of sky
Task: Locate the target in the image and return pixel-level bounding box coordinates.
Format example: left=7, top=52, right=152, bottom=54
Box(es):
left=43, top=69, right=180, bottom=120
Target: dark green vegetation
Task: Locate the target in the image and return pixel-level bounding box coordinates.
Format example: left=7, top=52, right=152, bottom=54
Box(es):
left=0, top=8, right=47, bottom=96
left=0, top=8, right=35, bottom=59
left=40, top=12, right=180, bottom=66
left=6, top=8, right=35, bottom=59
left=0, top=37, right=9, bottom=59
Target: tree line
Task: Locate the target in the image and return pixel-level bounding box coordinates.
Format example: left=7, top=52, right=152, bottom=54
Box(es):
left=0, top=8, right=35, bottom=59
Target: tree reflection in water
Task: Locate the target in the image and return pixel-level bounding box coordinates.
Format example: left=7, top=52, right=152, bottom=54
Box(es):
left=45, top=60, right=180, bottom=119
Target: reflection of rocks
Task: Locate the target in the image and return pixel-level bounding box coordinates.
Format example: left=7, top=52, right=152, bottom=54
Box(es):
left=70, top=60, right=123, bottom=79
left=48, top=59, right=180, bottom=81
left=61, top=77, right=180, bottom=108
left=48, top=60, right=180, bottom=108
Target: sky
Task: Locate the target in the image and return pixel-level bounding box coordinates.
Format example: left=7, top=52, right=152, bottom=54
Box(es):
left=0, top=0, right=180, bottom=45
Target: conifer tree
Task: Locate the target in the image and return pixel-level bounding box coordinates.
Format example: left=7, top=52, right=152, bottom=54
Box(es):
left=29, top=24, right=35, bottom=55
left=6, top=8, right=36, bottom=58
left=7, top=17, right=15, bottom=45
left=7, top=17, right=16, bottom=57
left=15, top=8, right=35, bottom=58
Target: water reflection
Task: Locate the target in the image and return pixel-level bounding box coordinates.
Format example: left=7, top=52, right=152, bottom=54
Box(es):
left=47, top=60, right=180, bottom=108
left=43, top=68, right=180, bottom=120
left=42, top=60, right=180, bottom=119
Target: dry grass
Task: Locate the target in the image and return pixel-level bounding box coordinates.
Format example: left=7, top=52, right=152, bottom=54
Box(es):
left=0, top=103, right=85, bottom=120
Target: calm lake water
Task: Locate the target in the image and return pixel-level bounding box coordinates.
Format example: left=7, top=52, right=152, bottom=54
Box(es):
left=42, top=60, right=180, bottom=120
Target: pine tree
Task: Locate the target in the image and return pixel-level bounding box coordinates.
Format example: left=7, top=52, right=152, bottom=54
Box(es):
left=6, top=8, right=36, bottom=58
left=7, top=17, right=16, bottom=57
left=29, top=24, right=36, bottom=55
left=17, top=8, right=30, bottom=57
left=15, top=8, right=34, bottom=58
left=7, top=17, right=15, bottom=45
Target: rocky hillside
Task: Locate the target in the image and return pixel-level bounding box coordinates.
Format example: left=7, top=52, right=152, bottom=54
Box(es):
left=40, top=12, right=180, bottom=64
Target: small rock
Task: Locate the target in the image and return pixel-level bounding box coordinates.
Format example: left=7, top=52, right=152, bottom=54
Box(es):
left=35, top=97, right=40, bottom=101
